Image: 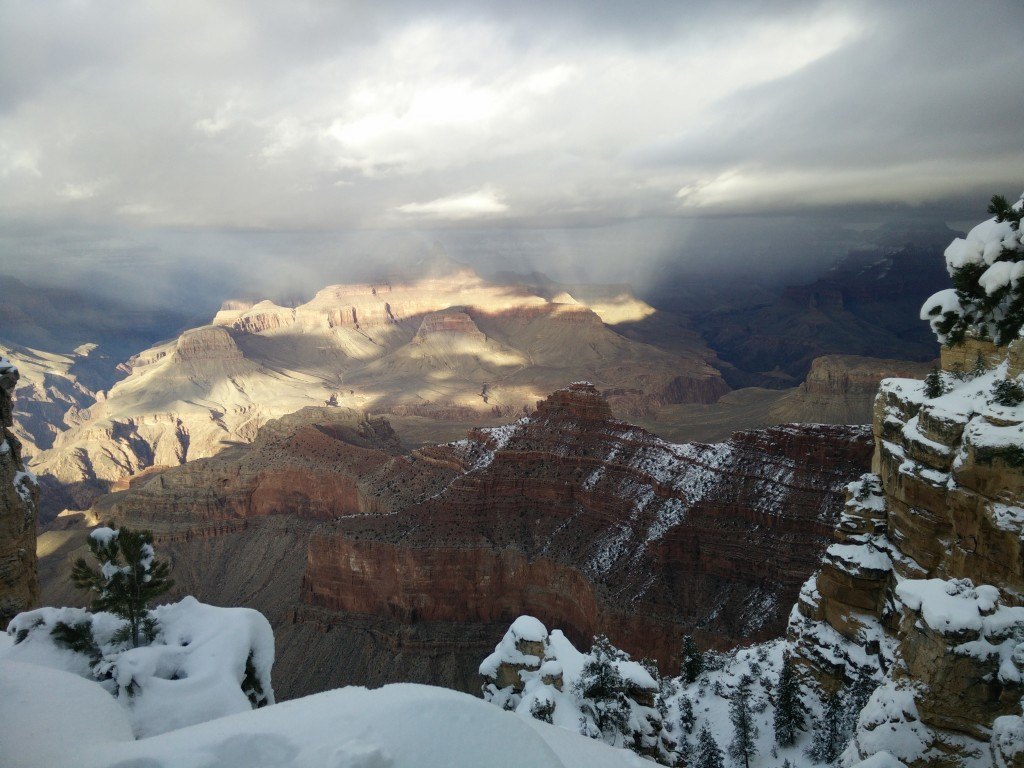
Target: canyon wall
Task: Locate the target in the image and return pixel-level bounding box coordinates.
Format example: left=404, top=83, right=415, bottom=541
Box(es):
left=0, top=358, right=38, bottom=627
left=789, top=336, right=1024, bottom=766
left=302, top=384, right=872, bottom=671
left=42, top=384, right=871, bottom=698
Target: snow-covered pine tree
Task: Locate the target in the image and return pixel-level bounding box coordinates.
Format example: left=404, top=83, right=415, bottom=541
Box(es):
left=728, top=674, right=759, bottom=768
left=924, top=366, right=945, bottom=399
left=807, top=690, right=844, bottom=764
left=928, top=194, right=1024, bottom=346
left=695, top=725, right=725, bottom=768
left=573, top=634, right=631, bottom=743
left=70, top=524, right=173, bottom=648
left=842, top=670, right=877, bottom=743
left=679, top=693, right=695, bottom=735
left=773, top=655, right=805, bottom=747
left=993, top=377, right=1024, bottom=406
left=681, top=634, right=704, bottom=684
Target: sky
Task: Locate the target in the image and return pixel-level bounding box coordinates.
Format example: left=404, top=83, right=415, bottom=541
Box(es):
left=0, top=0, right=1022, bottom=309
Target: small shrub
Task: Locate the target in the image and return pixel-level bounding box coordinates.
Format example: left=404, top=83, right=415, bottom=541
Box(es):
left=530, top=697, right=555, bottom=724
left=992, top=378, right=1024, bottom=407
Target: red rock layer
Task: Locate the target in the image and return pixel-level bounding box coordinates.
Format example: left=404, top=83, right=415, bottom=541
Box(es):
left=302, top=383, right=873, bottom=670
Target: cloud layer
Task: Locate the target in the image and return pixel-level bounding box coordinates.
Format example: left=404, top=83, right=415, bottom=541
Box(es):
left=1, top=0, right=1021, bottom=234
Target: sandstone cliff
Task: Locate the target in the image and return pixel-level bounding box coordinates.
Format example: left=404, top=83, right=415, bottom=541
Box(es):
left=788, top=335, right=1024, bottom=766
left=0, top=357, right=39, bottom=627
left=636, top=354, right=934, bottom=445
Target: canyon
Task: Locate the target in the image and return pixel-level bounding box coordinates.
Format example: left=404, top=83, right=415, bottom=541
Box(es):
left=40, top=383, right=872, bottom=699
left=23, top=268, right=728, bottom=522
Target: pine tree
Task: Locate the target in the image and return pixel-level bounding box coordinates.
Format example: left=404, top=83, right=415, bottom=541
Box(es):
left=728, top=674, right=759, bottom=768
left=924, top=366, right=945, bottom=399
left=679, top=693, right=695, bottom=735
left=681, top=634, right=704, bottom=684
left=971, top=352, right=987, bottom=378
left=695, top=726, right=725, bottom=768
left=993, top=377, right=1024, bottom=406
left=574, top=634, right=631, bottom=743
left=931, top=194, right=1024, bottom=347
left=989, top=194, right=1024, bottom=231
left=842, top=670, right=877, bottom=743
left=807, top=690, right=843, bottom=764
left=70, top=524, right=173, bottom=648
left=774, top=655, right=805, bottom=747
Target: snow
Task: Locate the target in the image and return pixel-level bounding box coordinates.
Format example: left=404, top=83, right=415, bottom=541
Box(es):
left=895, top=578, right=1020, bottom=637
left=900, top=415, right=951, bottom=456
left=943, top=215, right=1019, bottom=271
left=0, top=660, right=134, bottom=768
left=922, top=196, right=1024, bottom=343
left=12, top=469, right=36, bottom=503
left=482, top=619, right=661, bottom=757
left=479, top=615, right=548, bottom=678
left=847, top=751, right=909, bottom=768
left=510, top=615, right=548, bottom=643
left=844, top=681, right=934, bottom=766
left=89, top=526, right=119, bottom=545
left=826, top=542, right=892, bottom=575
left=0, top=671, right=642, bottom=768
left=992, top=715, right=1024, bottom=768
left=919, top=288, right=962, bottom=341
left=990, top=502, right=1024, bottom=533
left=979, top=260, right=1024, bottom=295
left=3, top=596, right=275, bottom=738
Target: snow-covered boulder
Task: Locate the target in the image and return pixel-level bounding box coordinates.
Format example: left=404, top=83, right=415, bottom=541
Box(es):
left=3, top=596, right=274, bottom=737
left=482, top=617, right=669, bottom=762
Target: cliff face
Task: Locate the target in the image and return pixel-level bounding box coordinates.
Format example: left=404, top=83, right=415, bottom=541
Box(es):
left=789, top=336, right=1024, bottom=766
left=0, top=358, right=38, bottom=627
left=45, top=384, right=871, bottom=698
left=304, top=383, right=873, bottom=671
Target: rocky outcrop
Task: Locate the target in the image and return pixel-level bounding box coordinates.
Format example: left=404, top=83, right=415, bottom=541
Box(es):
left=172, top=326, right=244, bottom=362
left=303, top=383, right=872, bottom=673
left=0, top=358, right=38, bottom=627
left=412, top=311, right=487, bottom=344
left=788, top=337, right=1024, bottom=766
left=800, top=355, right=936, bottom=397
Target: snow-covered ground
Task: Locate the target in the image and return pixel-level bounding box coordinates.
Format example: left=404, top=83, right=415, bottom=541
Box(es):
left=0, top=662, right=646, bottom=768
left=1, top=600, right=645, bottom=768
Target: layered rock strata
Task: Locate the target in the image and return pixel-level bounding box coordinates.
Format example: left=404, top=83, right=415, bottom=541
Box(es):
left=0, top=357, right=39, bottom=627
left=44, top=384, right=870, bottom=698
left=31, top=269, right=727, bottom=520
left=788, top=335, right=1024, bottom=766
left=303, top=383, right=872, bottom=673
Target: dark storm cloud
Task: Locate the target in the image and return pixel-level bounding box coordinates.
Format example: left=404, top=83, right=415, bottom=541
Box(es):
left=0, top=0, right=1021, bottom=308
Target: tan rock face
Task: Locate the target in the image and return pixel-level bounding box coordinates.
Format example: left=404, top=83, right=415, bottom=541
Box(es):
left=29, top=270, right=729, bottom=521
left=802, top=355, right=935, bottom=397
left=788, top=338, right=1024, bottom=766
left=0, top=360, right=38, bottom=627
